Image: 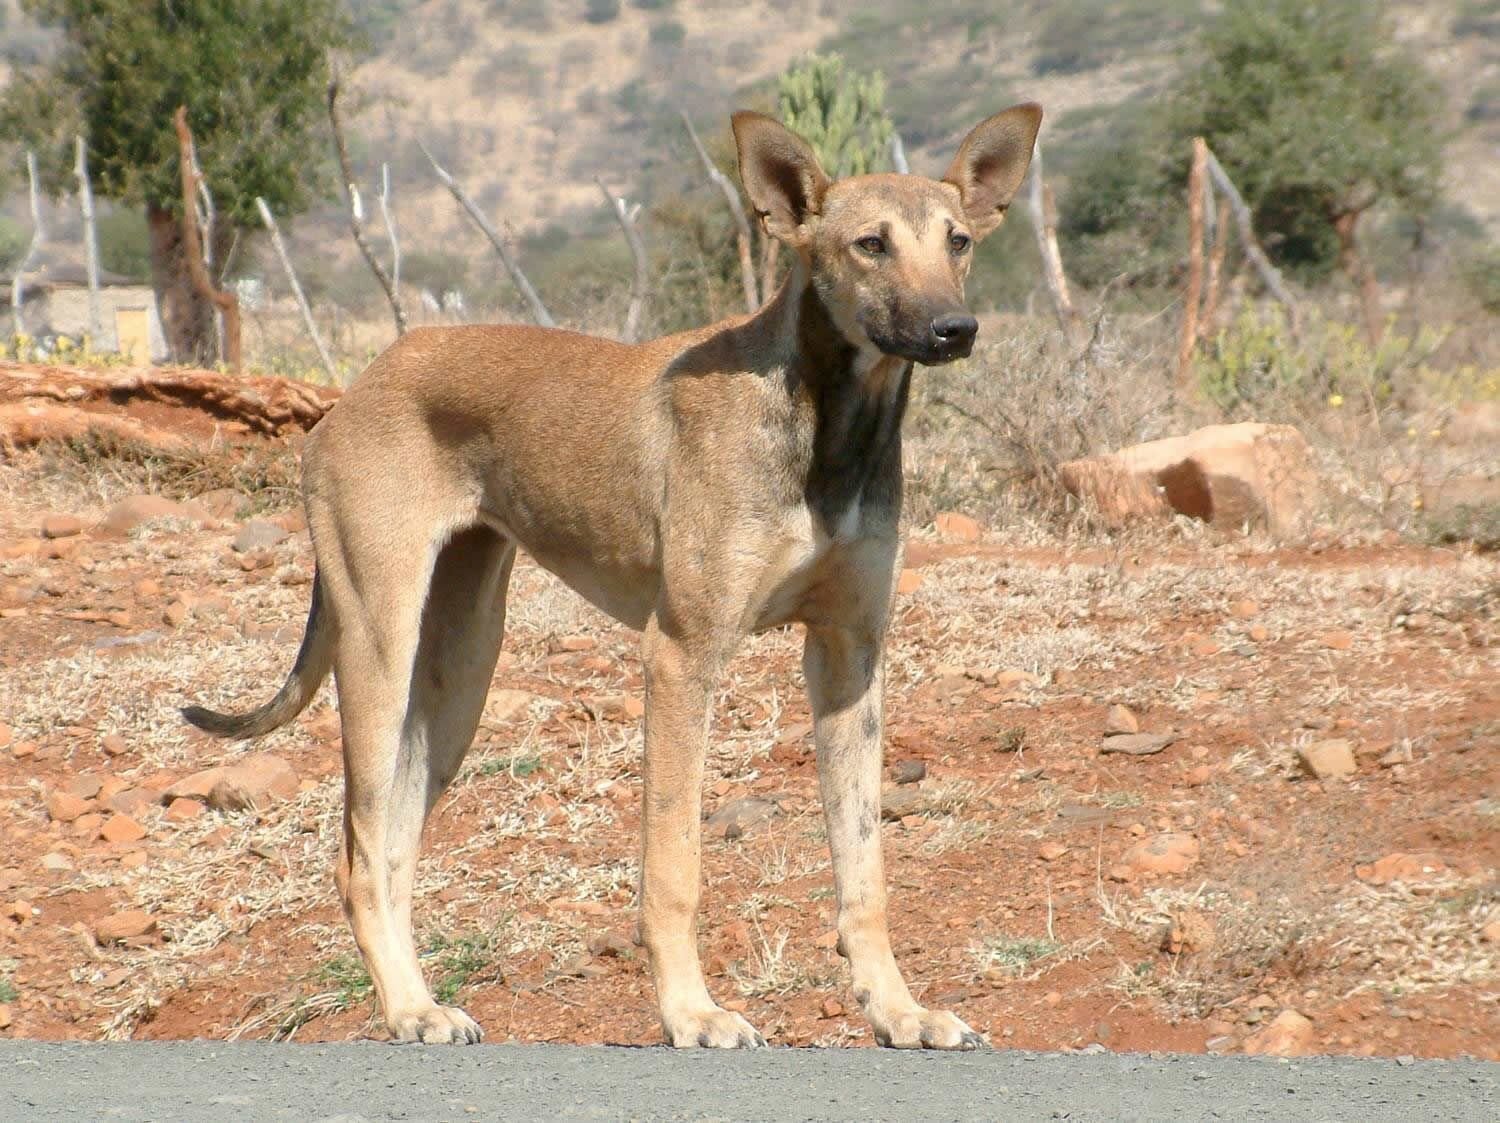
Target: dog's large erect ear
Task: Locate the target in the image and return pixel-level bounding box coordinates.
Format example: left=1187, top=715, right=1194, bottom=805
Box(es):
left=731, top=111, right=830, bottom=244
left=942, top=103, right=1043, bottom=240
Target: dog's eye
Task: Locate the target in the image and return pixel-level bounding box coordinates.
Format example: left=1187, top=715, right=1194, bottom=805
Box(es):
left=949, top=233, right=972, bottom=254
left=855, top=235, right=886, bottom=256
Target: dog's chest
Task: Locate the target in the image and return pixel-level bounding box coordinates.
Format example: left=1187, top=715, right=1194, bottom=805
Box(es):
left=747, top=498, right=875, bottom=630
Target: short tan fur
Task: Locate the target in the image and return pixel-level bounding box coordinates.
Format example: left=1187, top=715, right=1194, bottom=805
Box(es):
left=184, top=103, right=1042, bottom=1049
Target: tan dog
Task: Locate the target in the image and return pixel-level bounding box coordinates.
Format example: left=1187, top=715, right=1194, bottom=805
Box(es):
left=184, top=103, right=1042, bottom=1049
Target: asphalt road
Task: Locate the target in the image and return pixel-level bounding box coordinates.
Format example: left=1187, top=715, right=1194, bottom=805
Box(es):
left=2, top=1042, right=1494, bottom=1122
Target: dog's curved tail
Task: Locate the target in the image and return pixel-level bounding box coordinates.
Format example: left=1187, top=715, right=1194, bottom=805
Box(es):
left=182, top=570, right=335, bottom=739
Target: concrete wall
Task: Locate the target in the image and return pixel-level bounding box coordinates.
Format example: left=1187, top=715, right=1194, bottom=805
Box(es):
left=41, top=284, right=168, bottom=361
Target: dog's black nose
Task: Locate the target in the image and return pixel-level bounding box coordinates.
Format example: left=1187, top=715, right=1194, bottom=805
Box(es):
left=931, top=313, right=978, bottom=345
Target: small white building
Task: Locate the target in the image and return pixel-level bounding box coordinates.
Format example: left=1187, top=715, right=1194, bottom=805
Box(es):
left=1, top=255, right=167, bottom=361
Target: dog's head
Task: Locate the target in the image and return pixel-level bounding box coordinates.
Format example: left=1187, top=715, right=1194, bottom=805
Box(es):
left=732, top=104, right=1042, bottom=366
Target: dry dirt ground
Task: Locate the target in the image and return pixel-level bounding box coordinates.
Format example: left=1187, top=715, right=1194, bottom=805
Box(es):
left=0, top=371, right=1496, bottom=1061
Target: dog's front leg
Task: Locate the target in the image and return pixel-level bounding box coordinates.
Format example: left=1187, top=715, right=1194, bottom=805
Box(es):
left=805, top=623, right=986, bottom=1050
left=640, top=622, right=765, bottom=1048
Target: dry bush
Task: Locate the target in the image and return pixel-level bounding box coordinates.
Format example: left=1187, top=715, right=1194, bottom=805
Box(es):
left=1189, top=304, right=1500, bottom=535
left=905, top=311, right=1176, bottom=530
left=12, top=433, right=301, bottom=514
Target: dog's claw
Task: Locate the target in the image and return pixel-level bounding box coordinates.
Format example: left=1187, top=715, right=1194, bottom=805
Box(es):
left=666, top=1007, right=765, bottom=1049
left=388, top=1005, right=483, bottom=1045
left=871, top=1006, right=983, bottom=1051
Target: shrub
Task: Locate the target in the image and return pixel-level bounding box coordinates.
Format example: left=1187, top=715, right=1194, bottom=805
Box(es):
left=1460, top=245, right=1500, bottom=315
left=648, top=19, right=685, bottom=47
left=583, top=0, right=620, bottom=23
left=97, top=208, right=152, bottom=281
left=776, top=52, right=892, bottom=177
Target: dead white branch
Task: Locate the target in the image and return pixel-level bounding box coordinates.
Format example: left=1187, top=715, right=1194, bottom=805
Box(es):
left=1024, top=140, right=1083, bottom=345
left=680, top=110, right=758, bottom=313
left=417, top=139, right=554, bottom=328
left=890, top=132, right=910, bottom=174
left=595, top=177, right=648, bottom=343
left=74, top=136, right=102, bottom=341
left=329, top=73, right=406, bottom=336
left=255, top=196, right=337, bottom=382
left=1202, top=146, right=1299, bottom=330
left=10, top=151, right=44, bottom=338
left=379, top=163, right=401, bottom=295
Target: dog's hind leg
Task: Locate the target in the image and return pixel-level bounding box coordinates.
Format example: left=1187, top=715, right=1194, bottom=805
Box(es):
left=386, top=526, right=515, bottom=1025
left=323, top=512, right=510, bottom=1045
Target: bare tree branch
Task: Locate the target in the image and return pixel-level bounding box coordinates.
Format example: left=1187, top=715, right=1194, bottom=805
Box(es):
left=595, top=177, right=648, bottom=343
left=1201, top=197, right=1230, bottom=341
left=172, top=107, right=242, bottom=371
left=1024, top=140, right=1083, bottom=345
left=1176, top=137, right=1208, bottom=399
left=255, top=196, right=337, bottom=382
left=73, top=136, right=102, bottom=342
left=889, top=131, right=910, bottom=174
left=680, top=109, right=758, bottom=313
left=10, top=151, right=44, bottom=338
left=328, top=72, right=407, bottom=336
left=379, top=163, right=401, bottom=295
left=1202, top=146, right=1300, bottom=331
left=417, top=139, right=554, bottom=328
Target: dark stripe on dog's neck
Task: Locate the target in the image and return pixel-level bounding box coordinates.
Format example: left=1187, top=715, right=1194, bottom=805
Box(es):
left=791, top=283, right=911, bottom=531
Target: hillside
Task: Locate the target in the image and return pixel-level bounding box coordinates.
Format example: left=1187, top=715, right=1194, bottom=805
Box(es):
left=2, top=0, right=1497, bottom=316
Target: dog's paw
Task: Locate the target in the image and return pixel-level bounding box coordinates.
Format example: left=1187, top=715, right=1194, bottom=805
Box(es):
left=663, top=1006, right=767, bottom=1049
left=870, top=1006, right=985, bottom=1051
left=388, top=1004, right=484, bottom=1045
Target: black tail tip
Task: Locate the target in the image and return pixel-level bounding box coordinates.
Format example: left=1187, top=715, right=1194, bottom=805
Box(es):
left=181, top=704, right=248, bottom=738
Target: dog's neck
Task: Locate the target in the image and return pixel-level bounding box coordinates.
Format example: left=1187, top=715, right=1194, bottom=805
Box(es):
left=767, top=258, right=913, bottom=531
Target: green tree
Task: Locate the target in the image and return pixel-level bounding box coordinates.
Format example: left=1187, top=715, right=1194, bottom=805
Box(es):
left=1061, top=0, right=1444, bottom=314
left=776, top=53, right=893, bottom=178
left=1, top=1, right=350, bottom=362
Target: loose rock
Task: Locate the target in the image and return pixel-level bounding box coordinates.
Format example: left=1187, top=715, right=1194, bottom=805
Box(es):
left=889, top=759, right=927, bottom=785
left=165, top=798, right=205, bottom=823
left=94, top=910, right=156, bottom=943
left=879, top=785, right=945, bottom=821
left=1103, top=704, right=1139, bottom=735
left=98, top=494, right=208, bottom=536
left=100, top=815, right=147, bottom=844
left=587, top=931, right=635, bottom=958
left=231, top=520, right=290, bottom=554
left=46, top=792, right=92, bottom=823
left=1297, top=739, right=1357, bottom=780
left=1320, top=631, right=1354, bottom=652
left=1101, top=732, right=1176, bottom=756
left=1037, top=841, right=1068, bottom=862
left=485, top=689, right=534, bottom=724
left=1354, top=852, right=1448, bottom=886
left=1243, top=1009, right=1315, bottom=1057
left=162, top=753, right=298, bottom=812
left=1057, top=422, right=1319, bottom=534
left=934, top=511, right=982, bottom=543
left=1119, top=833, right=1199, bottom=877
left=705, top=796, right=780, bottom=840
left=40, top=514, right=83, bottom=539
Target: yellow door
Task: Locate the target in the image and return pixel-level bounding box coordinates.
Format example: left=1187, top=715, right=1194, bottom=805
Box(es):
left=115, top=307, right=149, bottom=362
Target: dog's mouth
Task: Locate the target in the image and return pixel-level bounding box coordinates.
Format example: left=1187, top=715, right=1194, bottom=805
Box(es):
left=871, top=333, right=976, bottom=367
left=867, top=312, right=979, bottom=367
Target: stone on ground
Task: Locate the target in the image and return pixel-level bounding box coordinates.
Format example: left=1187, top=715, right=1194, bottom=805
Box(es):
left=1058, top=422, right=1318, bottom=534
